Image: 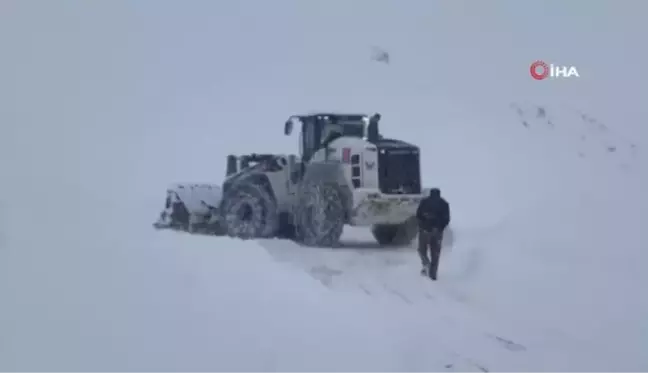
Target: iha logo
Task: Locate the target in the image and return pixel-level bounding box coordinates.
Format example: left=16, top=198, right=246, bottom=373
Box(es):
left=530, top=60, right=580, bottom=80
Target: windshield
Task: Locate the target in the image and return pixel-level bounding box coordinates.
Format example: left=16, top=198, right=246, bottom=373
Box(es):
left=341, top=123, right=365, bottom=137
left=321, top=123, right=365, bottom=145
left=320, top=117, right=366, bottom=140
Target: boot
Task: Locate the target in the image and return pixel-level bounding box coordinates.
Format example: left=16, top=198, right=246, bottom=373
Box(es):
left=428, top=256, right=439, bottom=281
left=420, top=258, right=430, bottom=276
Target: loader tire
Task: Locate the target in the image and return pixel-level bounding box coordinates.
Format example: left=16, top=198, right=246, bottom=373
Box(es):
left=295, top=182, right=345, bottom=247
left=371, top=216, right=418, bottom=247
left=220, top=181, right=278, bottom=239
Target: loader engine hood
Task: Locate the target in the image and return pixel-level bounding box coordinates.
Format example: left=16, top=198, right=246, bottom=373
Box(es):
left=373, top=138, right=421, bottom=194
left=373, top=138, right=419, bottom=152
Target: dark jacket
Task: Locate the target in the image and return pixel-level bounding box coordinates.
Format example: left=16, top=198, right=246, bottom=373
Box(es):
left=416, top=194, right=450, bottom=232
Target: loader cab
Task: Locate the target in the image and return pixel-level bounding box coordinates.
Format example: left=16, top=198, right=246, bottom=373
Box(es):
left=284, top=113, right=377, bottom=163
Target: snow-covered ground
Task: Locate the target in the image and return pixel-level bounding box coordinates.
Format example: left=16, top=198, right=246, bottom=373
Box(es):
left=1, top=1, right=646, bottom=371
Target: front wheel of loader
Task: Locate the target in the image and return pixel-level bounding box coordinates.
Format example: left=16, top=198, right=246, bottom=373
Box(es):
left=294, top=182, right=345, bottom=247
left=371, top=216, right=419, bottom=247
left=220, top=181, right=278, bottom=239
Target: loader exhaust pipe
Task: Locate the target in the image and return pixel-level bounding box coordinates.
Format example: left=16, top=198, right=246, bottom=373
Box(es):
left=240, top=155, right=251, bottom=170
left=226, top=155, right=238, bottom=176
left=367, top=113, right=381, bottom=143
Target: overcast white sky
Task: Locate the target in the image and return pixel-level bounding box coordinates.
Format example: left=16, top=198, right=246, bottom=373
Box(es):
left=1, top=0, right=645, bottom=193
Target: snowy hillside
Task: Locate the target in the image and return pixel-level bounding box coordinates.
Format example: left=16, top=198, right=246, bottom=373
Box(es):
left=1, top=1, right=646, bottom=371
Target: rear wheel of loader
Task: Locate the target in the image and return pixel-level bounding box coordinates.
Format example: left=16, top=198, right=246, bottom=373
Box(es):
left=220, top=181, right=278, bottom=239
left=371, top=216, right=418, bottom=247
left=295, top=182, right=345, bottom=247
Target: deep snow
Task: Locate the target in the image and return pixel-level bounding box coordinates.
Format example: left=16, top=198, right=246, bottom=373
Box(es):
left=1, top=1, right=647, bottom=371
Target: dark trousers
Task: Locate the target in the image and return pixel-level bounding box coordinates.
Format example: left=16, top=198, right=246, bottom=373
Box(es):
left=418, top=227, right=443, bottom=279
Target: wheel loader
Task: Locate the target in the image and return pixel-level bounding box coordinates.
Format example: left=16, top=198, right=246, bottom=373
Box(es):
left=153, top=112, right=430, bottom=247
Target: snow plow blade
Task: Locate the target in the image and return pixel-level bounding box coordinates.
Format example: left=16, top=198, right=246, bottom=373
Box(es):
left=153, top=183, right=226, bottom=235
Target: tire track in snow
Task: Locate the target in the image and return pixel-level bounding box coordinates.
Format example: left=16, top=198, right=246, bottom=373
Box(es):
left=258, top=229, right=480, bottom=307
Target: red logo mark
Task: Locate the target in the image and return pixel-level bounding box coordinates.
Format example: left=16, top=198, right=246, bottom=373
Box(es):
left=342, top=147, right=351, bottom=163
left=530, top=60, right=549, bottom=80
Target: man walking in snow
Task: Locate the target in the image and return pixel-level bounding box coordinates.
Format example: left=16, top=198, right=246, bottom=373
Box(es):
left=416, top=188, right=450, bottom=280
